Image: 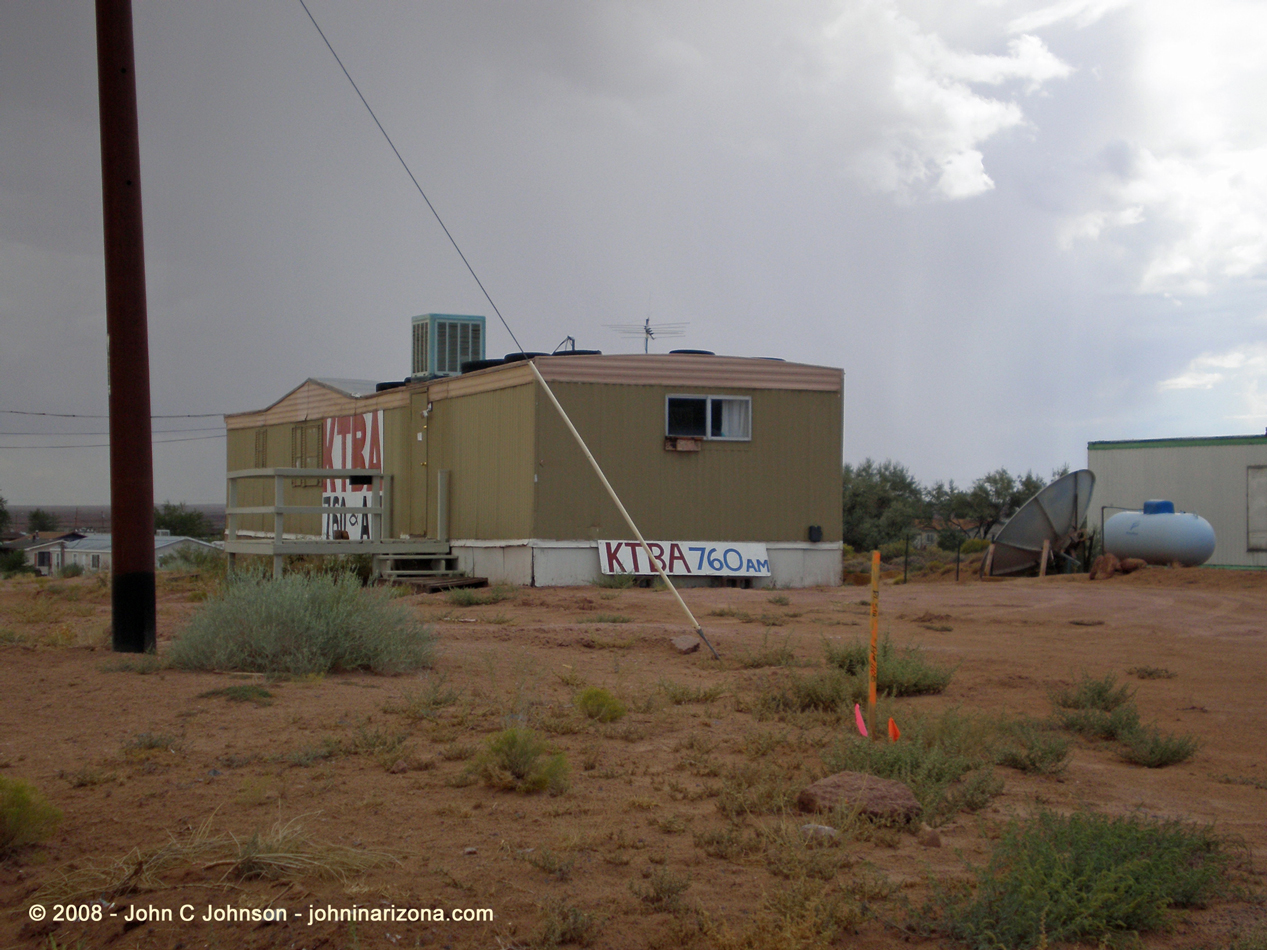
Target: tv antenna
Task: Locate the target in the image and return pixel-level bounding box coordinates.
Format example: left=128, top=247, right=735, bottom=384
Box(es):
left=606, top=317, right=687, bottom=354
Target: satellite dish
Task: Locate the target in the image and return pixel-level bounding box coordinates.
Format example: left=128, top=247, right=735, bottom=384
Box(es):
left=984, top=470, right=1095, bottom=577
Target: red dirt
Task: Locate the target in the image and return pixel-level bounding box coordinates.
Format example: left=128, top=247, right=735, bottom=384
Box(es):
left=1, top=566, right=1265, bottom=949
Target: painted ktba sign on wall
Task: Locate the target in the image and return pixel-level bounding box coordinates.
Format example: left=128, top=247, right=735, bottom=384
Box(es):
left=322, top=411, right=383, bottom=540
left=599, top=540, right=771, bottom=577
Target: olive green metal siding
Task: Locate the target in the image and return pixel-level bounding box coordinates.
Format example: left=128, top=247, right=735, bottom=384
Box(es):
left=224, top=422, right=313, bottom=535
left=533, top=381, right=842, bottom=542
left=427, top=382, right=536, bottom=539
left=227, top=409, right=413, bottom=538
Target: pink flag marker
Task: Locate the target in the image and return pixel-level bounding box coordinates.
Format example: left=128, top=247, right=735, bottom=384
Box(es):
left=854, top=703, right=868, bottom=737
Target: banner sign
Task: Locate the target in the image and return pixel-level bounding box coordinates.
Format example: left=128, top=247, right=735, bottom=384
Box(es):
left=599, top=540, right=771, bottom=577
left=322, top=411, right=383, bottom=540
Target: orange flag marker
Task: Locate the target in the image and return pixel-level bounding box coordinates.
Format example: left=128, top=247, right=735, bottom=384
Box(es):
left=888, top=717, right=900, bottom=742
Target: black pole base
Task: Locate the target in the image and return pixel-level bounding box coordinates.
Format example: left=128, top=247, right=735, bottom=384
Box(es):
left=112, top=570, right=156, bottom=653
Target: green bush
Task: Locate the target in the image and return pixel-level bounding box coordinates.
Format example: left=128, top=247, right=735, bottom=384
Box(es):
left=1119, top=726, right=1199, bottom=768
left=1051, top=672, right=1134, bottom=712
left=575, top=687, right=626, bottom=722
left=916, top=811, right=1230, bottom=949
left=0, top=550, right=37, bottom=577
left=56, top=563, right=84, bottom=578
left=447, top=585, right=515, bottom=606
left=1, top=778, right=62, bottom=855
left=168, top=571, right=434, bottom=675
left=158, top=545, right=226, bottom=573
left=593, top=572, right=635, bottom=589
left=1054, top=704, right=1141, bottom=741
left=993, top=717, right=1070, bottom=774
left=475, top=728, right=569, bottom=794
left=961, top=538, right=991, bottom=554
left=822, top=709, right=1003, bottom=823
left=823, top=636, right=954, bottom=697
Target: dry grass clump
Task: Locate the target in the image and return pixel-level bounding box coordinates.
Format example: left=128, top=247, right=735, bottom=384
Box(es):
left=822, top=709, right=1003, bottom=824
left=575, top=686, right=627, bottom=722
left=0, top=777, right=62, bottom=855
left=447, top=585, right=516, bottom=606
left=534, top=898, right=601, bottom=946
left=629, top=866, right=691, bottom=911
left=168, top=570, right=434, bottom=675
left=708, top=879, right=865, bottom=950
left=658, top=678, right=726, bottom=705
left=36, top=815, right=393, bottom=902
left=1050, top=672, right=1198, bottom=767
left=823, top=635, right=954, bottom=696
left=471, top=727, right=570, bottom=795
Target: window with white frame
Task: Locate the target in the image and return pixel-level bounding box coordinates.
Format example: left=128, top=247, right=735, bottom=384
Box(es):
left=666, top=395, right=751, bottom=441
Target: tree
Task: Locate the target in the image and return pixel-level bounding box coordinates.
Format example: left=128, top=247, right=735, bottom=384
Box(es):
left=959, top=469, right=1046, bottom=539
left=841, top=459, right=925, bottom=552
left=154, top=501, right=212, bottom=538
left=0, top=494, right=10, bottom=536
left=27, top=508, right=57, bottom=533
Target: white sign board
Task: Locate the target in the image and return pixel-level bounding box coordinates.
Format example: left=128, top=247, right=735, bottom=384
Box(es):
left=599, top=540, right=771, bottom=577
left=322, top=410, right=383, bottom=540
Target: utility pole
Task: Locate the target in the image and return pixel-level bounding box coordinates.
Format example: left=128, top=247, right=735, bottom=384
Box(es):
left=96, top=0, right=156, bottom=652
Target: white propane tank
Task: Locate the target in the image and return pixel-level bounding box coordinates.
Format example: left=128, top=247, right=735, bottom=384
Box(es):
left=1104, top=500, right=1216, bottom=566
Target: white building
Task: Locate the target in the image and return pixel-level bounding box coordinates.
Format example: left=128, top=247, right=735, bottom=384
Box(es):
left=1087, top=434, right=1267, bottom=568
left=60, top=534, right=220, bottom=573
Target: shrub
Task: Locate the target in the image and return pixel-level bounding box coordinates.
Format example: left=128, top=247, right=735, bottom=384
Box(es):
left=0, top=778, right=62, bottom=855
left=916, top=811, right=1231, bottom=949
left=822, top=709, right=1003, bottom=823
left=1051, top=672, right=1134, bottom=712
left=993, top=717, right=1070, bottom=774
left=0, top=550, right=37, bottom=577
left=1054, top=704, right=1141, bottom=741
left=593, top=572, right=635, bottom=589
left=168, top=571, right=434, bottom=675
left=56, top=563, right=84, bottom=578
left=961, top=538, right=991, bottom=554
left=447, top=585, right=514, bottom=606
left=475, top=728, right=569, bottom=794
left=158, top=545, right=226, bottom=573
left=575, top=687, right=627, bottom=722
left=629, top=866, right=690, bottom=911
left=1119, top=726, right=1199, bottom=768
left=823, top=636, right=954, bottom=697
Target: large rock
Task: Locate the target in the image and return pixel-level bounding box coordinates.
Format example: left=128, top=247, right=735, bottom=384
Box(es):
left=1089, top=553, right=1120, bottom=580
left=1118, top=557, right=1148, bottom=574
left=797, top=771, right=922, bottom=822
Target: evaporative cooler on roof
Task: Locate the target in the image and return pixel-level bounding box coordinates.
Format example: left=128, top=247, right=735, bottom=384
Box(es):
left=411, top=313, right=486, bottom=378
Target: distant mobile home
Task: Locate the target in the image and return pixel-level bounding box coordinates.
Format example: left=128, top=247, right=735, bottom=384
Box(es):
left=1088, top=433, right=1267, bottom=568
left=225, top=353, right=844, bottom=587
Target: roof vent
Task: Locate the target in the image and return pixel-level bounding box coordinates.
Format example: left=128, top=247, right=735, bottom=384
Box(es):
left=411, top=314, right=486, bottom=378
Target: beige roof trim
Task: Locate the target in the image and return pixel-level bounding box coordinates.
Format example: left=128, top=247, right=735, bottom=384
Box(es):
left=536, top=354, right=842, bottom=391
left=225, top=379, right=411, bottom=430
left=227, top=356, right=843, bottom=427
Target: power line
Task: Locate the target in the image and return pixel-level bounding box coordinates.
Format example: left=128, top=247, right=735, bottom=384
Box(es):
left=0, top=426, right=226, bottom=436
left=0, top=434, right=226, bottom=449
left=1, top=410, right=230, bottom=419
left=297, top=0, right=524, bottom=355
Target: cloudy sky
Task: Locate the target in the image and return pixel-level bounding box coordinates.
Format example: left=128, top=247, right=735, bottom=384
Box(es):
left=3, top=0, right=1266, bottom=505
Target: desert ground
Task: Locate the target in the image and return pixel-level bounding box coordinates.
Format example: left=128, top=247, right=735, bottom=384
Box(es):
left=1, top=563, right=1265, bottom=950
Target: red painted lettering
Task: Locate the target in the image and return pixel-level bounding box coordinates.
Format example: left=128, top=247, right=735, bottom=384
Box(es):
left=625, top=542, right=644, bottom=573
left=604, top=542, right=628, bottom=573
left=367, top=412, right=382, bottom=470
left=351, top=415, right=368, bottom=488
left=668, top=543, right=690, bottom=574
left=647, top=542, right=666, bottom=572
